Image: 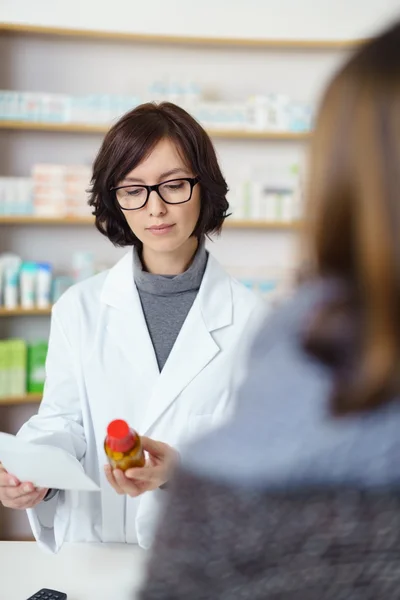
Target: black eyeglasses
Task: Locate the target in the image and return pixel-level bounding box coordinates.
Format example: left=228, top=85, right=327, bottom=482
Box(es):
left=111, top=177, right=199, bottom=211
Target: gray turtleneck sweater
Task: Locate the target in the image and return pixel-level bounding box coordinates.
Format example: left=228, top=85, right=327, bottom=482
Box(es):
left=133, top=244, right=208, bottom=371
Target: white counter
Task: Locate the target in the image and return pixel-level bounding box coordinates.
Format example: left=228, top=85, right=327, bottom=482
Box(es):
left=0, top=542, right=148, bottom=600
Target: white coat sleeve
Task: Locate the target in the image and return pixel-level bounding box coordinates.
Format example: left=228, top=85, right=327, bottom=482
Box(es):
left=17, top=301, right=86, bottom=553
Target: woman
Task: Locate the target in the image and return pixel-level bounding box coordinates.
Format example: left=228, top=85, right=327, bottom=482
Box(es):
left=0, top=103, right=264, bottom=553
left=140, top=21, right=400, bottom=599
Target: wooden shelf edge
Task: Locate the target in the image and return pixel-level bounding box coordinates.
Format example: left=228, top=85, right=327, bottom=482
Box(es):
left=210, top=129, right=310, bottom=140
left=0, top=307, right=52, bottom=316
left=0, top=120, right=311, bottom=140
left=0, top=217, right=300, bottom=229
left=0, top=393, right=42, bottom=405
left=225, top=220, right=301, bottom=230
left=0, top=120, right=108, bottom=134
left=0, top=22, right=366, bottom=50
left=0, top=215, right=94, bottom=225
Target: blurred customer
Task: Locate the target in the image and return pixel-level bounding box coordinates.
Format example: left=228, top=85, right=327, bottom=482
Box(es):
left=140, top=20, right=400, bottom=599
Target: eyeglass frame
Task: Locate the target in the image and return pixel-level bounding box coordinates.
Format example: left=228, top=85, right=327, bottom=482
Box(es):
left=110, top=176, right=200, bottom=211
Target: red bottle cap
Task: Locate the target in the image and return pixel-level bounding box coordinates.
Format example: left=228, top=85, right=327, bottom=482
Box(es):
left=106, top=419, right=136, bottom=452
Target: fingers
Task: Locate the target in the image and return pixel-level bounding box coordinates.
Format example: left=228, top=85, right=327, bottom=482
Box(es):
left=104, top=465, right=142, bottom=497
left=104, top=464, right=124, bottom=495
left=9, top=488, right=47, bottom=509
left=141, top=436, right=169, bottom=458
left=0, top=464, right=20, bottom=488
left=1, top=486, right=47, bottom=509
left=3, top=481, right=36, bottom=500
left=0, top=462, right=48, bottom=508
left=141, top=437, right=179, bottom=468
left=113, top=468, right=143, bottom=497
left=125, top=465, right=163, bottom=484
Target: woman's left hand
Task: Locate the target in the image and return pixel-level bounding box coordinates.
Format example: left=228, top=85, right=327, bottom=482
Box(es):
left=104, top=436, right=179, bottom=498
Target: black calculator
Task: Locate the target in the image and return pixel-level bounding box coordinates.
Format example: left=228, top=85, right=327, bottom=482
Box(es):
left=26, top=589, right=67, bottom=600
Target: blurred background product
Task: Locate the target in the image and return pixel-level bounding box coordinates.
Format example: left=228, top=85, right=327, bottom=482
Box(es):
left=0, top=252, right=104, bottom=309
left=0, top=88, right=313, bottom=133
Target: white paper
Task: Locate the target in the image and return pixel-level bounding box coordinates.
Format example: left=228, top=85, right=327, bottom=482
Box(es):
left=0, top=432, right=100, bottom=491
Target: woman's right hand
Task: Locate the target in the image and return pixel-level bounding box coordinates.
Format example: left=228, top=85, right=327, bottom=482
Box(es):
left=0, top=463, right=48, bottom=509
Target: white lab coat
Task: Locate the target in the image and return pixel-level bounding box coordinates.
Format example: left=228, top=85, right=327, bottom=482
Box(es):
left=17, top=249, right=265, bottom=553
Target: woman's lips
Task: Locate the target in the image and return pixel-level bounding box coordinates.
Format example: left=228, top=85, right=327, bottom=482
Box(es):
left=146, top=224, right=175, bottom=235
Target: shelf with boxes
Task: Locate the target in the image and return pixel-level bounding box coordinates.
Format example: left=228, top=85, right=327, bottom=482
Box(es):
left=0, top=79, right=314, bottom=135
left=0, top=39, right=312, bottom=226
left=0, top=160, right=304, bottom=226
left=0, top=252, right=103, bottom=314
left=0, top=165, right=92, bottom=219
left=0, top=21, right=356, bottom=241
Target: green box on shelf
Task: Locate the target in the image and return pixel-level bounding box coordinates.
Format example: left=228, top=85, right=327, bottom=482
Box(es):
left=0, top=341, right=6, bottom=398
left=0, top=339, right=25, bottom=398
left=3, top=340, right=12, bottom=397
left=27, top=341, right=48, bottom=394
left=8, top=339, right=27, bottom=397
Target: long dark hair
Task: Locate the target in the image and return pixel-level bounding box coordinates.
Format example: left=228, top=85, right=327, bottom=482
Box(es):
left=303, top=20, right=400, bottom=415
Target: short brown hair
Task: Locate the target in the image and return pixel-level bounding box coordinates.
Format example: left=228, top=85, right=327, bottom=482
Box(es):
left=303, top=21, right=400, bottom=415
left=88, top=102, right=229, bottom=246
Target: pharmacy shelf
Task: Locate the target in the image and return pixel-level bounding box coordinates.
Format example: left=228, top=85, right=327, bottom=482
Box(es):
left=0, top=120, right=107, bottom=134
left=0, top=215, right=94, bottom=225
left=0, top=307, right=52, bottom=316
left=0, top=120, right=310, bottom=140
left=0, top=22, right=365, bottom=50
left=226, top=220, right=300, bottom=230
left=211, top=130, right=310, bottom=141
left=0, top=393, right=42, bottom=405
left=0, top=215, right=300, bottom=229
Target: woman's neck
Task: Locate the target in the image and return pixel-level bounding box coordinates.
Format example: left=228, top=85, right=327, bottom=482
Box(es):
left=142, top=237, right=199, bottom=275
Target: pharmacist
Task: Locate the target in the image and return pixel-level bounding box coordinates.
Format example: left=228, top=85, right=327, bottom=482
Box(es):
left=0, top=102, right=264, bottom=552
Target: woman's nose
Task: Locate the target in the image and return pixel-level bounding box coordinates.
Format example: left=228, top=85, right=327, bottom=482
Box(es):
left=147, top=190, right=167, bottom=217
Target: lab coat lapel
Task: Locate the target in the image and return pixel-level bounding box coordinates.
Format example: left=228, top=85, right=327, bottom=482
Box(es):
left=101, top=250, right=160, bottom=407
left=141, top=256, right=233, bottom=434
left=100, top=251, right=158, bottom=541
